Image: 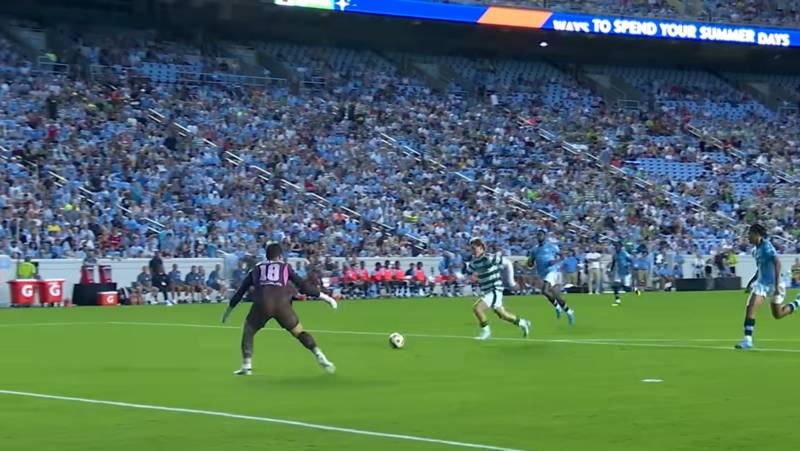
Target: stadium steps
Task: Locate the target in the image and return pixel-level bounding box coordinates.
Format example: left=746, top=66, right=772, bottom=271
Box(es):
left=719, top=73, right=798, bottom=114
left=0, top=19, right=41, bottom=60
left=383, top=52, right=449, bottom=93
left=255, top=48, right=297, bottom=92
left=221, top=43, right=266, bottom=77
left=580, top=66, right=643, bottom=110
left=4, top=21, right=46, bottom=53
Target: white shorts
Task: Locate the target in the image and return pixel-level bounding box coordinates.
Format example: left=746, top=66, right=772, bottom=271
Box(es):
left=543, top=271, right=561, bottom=287
left=479, top=290, right=504, bottom=310
left=614, top=274, right=633, bottom=288
left=751, top=282, right=786, bottom=304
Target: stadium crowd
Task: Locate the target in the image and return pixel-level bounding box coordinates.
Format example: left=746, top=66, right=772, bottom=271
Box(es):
left=1, top=29, right=798, bottom=296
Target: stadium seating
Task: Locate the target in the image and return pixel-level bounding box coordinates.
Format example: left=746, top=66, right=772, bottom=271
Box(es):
left=1, top=31, right=798, bottom=268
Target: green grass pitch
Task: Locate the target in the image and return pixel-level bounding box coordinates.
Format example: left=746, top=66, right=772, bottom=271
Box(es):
left=1, top=290, right=800, bottom=451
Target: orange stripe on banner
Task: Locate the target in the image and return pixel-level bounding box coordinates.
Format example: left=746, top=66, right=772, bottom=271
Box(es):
left=477, top=7, right=552, bottom=29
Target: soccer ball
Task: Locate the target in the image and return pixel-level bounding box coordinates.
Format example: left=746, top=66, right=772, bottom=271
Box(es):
left=389, top=332, right=405, bottom=349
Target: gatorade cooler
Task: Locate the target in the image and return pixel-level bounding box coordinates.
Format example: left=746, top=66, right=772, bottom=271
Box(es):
left=97, top=291, right=119, bottom=306
left=38, top=279, right=66, bottom=306
left=80, top=265, right=96, bottom=284
left=98, top=265, right=113, bottom=284
left=8, top=280, right=38, bottom=306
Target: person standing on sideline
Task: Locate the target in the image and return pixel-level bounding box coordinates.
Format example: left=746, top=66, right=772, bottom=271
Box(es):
left=585, top=245, right=603, bottom=294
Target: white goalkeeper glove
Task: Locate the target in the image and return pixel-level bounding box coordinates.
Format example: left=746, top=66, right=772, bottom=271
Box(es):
left=319, top=293, right=338, bottom=310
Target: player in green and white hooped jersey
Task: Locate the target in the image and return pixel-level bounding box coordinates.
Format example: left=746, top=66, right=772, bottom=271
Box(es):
left=466, top=238, right=531, bottom=341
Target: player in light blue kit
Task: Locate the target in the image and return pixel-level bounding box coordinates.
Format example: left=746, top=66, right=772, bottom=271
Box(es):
left=735, top=224, right=800, bottom=350
left=609, top=241, right=640, bottom=306
left=527, top=228, right=575, bottom=325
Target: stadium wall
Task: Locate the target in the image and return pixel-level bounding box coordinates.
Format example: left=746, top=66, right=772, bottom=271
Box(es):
left=0, top=257, right=224, bottom=306
left=2, top=255, right=798, bottom=306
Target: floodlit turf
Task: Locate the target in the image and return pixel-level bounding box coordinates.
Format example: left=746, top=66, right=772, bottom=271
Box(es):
left=2, top=290, right=800, bottom=451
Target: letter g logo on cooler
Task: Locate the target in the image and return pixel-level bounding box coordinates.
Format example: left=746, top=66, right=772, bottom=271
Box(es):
left=49, top=283, right=62, bottom=297
left=21, top=284, right=34, bottom=298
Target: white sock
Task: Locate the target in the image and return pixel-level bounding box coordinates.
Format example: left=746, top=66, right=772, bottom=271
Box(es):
left=744, top=336, right=753, bottom=344
left=242, top=358, right=252, bottom=369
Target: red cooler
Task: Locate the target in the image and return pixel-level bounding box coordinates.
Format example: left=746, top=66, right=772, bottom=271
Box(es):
left=38, top=279, right=66, bottom=305
left=8, top=280, right=38, bottom=306
left=80, top=265, right=96, bottom=284
left=97, top=291, right=119, bottom=306
left=99, top=265, right=113, bottom=283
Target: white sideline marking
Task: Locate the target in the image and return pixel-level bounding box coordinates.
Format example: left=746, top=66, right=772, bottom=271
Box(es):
left=108, top=322, right=800, bottom=353
left=0, top=322, right=101, bottom=328
left=0, top=389, right=525, bottom=451
left=641, top=379, right=663, bottom=383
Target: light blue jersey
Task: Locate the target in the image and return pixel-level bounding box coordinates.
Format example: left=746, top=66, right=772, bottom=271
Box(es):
left=531, top=242, right=560, bottom=278
left=614, top=249, right=632, bottom=277
left=754, top=239, right=778, bottom=287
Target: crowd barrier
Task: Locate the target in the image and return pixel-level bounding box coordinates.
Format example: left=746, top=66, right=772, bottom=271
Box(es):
left=0, top=254, right=797, bottom=306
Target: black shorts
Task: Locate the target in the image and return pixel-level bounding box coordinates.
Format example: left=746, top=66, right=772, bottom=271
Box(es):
left=246, top=297, right=299, bottom=331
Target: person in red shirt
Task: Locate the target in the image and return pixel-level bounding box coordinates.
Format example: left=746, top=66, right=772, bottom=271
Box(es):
left=341, top=264, right=358, bottom=299
left=357, top=261, right=370, bottom=299
left=381, top=262, right=393, bottom=297
left=413, top=262, right=427, bottom=297
left=392, top=261, right=407, bottom=298
left=371, top=262, right=384, bottom=297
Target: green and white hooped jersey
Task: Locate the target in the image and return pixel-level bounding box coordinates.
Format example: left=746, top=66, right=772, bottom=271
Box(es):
left=466, top=253, right=505, bottom=292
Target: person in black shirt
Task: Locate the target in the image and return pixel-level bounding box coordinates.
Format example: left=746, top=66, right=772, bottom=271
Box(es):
left=152, top=266, right=173, bottom=306
left=222, top=244, right=338, bottom=375
left=149, top=251, right=164, bottom=274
